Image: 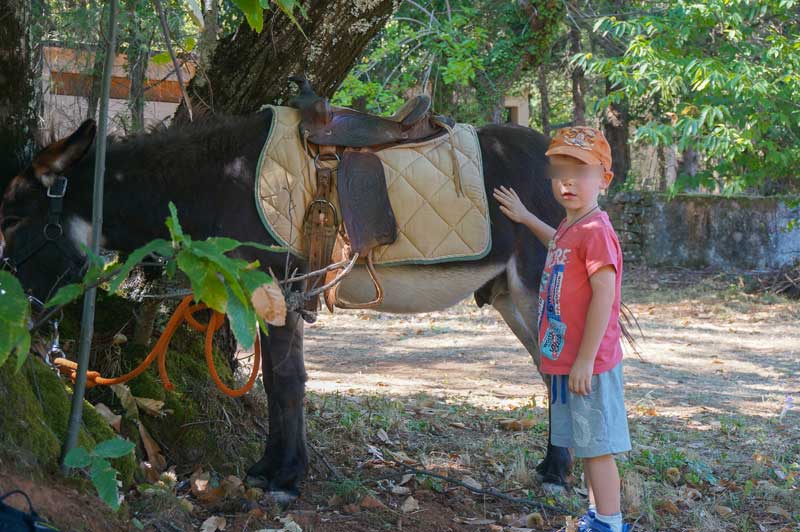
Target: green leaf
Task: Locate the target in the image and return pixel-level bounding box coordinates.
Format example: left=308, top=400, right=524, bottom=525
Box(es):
left=13, top=332, right=31, bottom=373
left=63, top=446, right=92, bottom=468
left=176, top=251, right=228, bottom=313
left=272, top=0, right=308, bottom=38
left=239, top=268, right=273, bottom=295
left=0, top=271, right=30, bottom=370
left=183, top=37, right=196, bottom=53
left=150, top=51, right=172, bottom=65
left=107, top=239, right=173, bottom=293
left=90, top=458, right=121, bottom=510
left=92, top=437, right=135, bottom=459
left=231, top=0, right=264, bottom=32
left=166, top=202, right=185, bottom=242
left=238, top=241, right=288, bottom=253
left=44, top=283, right=85, bottom=308
left=224, top=282, right=256, bottom=349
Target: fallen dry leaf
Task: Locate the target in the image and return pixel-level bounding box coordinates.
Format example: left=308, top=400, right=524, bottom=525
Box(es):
left=200, top=516, right=226, bottom=532
left=134, top=397, right=165, bottom=417
left=190, top=470, right=224, bottom=504
left=715, top=504, right=733, bottom=517
left=93, top=403, right=121, bottom=432
left=111, top=384, right=138, bottom=419
left=655, top=500, right=679, bottom=515
left=391, top=485, right=411, bottom=495
left=765, top=505, right=791, bottom=519
left=461, top=476, right=482, bottom=490
left=359, top=494, right=386, bottom=510
left=137, top=421, right=167, bottom=472
left=398, top=473, right=414, bottom=486
left=251, top=282, right=286, bottom=326
left=526, top=513, right=544, bottom=527
left=221, top=475, right=244, bottom=498
left=665, top=467, right=681, bottom=484
left=498, top=418, right=536, bottom=431
left=400, top=496, right=419, bottom=513
left=376, top=428, right=391, bottom=444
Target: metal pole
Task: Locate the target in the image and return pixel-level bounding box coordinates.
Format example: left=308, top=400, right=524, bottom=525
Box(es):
left=61, top=0, right=118, bottom=471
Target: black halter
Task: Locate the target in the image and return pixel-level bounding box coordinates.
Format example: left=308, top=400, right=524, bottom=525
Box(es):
left=1, top=176, right=87, bottom=276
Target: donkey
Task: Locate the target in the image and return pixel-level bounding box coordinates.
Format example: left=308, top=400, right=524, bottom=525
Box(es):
left=0, top=108, right=571, bottom=502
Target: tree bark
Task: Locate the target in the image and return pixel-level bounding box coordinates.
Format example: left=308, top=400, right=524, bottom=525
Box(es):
left=0, top=0, right=39, bottom=187
left=602, top=78, right=630, bottom=189
left=569, top=23, right=586, bottom=126
left=173, top=0, right=397, bottom=121
left=537, top=64, right=551, bottom=135
left=125, top=0, right=149, bottom=133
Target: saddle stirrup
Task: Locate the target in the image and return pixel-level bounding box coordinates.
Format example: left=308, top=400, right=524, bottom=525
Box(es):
left=329, top=250, right=384, bottom=309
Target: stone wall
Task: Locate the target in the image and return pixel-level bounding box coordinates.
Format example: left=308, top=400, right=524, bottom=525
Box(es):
left=602, top=192, right=800, bottom=270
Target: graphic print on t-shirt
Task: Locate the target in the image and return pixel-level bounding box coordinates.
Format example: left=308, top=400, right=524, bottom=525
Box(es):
left=540, top=243, right=570, bottom=360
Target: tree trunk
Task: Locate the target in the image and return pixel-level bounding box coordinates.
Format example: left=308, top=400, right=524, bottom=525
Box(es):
left=0, top=0, right=39, bottom=186
left=569, top=23, right=586, bottom=126
left=125, top=0, right=149, bottom=133
left=537, top=64, right=551, bottom=135
left=602, top=79, right=631, bottom=189
left=174, top=0, right=396, bottom=121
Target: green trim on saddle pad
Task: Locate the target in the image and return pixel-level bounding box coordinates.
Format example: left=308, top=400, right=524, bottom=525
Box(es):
left=253, top=104, right=492, bottom=267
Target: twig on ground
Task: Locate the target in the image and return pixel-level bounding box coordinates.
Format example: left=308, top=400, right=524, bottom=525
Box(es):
left=309, top=441, right=344, bottom=480
left=388, top=461, right=566, bottom=514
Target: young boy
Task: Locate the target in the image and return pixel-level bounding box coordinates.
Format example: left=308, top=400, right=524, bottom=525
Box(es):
left=493, top=126, right=632, bottom=532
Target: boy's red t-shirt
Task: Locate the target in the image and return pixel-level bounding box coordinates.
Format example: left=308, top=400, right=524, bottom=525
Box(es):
left=537, top=209, right=623, bottom=375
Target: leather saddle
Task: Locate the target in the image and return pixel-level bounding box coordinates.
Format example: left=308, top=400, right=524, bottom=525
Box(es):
left=287, top=75, right=457, bottom=313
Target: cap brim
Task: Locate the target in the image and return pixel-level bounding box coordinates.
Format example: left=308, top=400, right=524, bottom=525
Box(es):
left=544, top=145, right=603, bottom=167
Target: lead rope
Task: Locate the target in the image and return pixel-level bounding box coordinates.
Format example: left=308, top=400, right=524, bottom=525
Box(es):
left=53, top=295, right=261, bottom=398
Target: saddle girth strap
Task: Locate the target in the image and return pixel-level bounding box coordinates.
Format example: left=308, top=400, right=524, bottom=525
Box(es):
left=302, top=143, right=339, bottom=312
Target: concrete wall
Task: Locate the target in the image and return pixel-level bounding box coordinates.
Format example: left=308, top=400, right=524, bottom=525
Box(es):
left=602, top=192, right=800, bottom=270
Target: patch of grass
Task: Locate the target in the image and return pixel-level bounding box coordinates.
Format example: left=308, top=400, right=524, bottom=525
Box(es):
left=326, top=477, right=370, bottom=504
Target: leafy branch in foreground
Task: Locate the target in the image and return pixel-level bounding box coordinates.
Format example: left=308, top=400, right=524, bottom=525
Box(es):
left=0, top=201, right=287, bottom=370
left=63, top=437, right=136, bottom=510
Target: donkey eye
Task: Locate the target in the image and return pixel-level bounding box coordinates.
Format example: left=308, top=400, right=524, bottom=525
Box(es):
left=1, top=216, right=22, bottom=232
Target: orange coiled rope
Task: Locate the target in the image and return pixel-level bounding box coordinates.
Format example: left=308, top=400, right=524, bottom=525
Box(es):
left=53, top=295, right=261, bottom=398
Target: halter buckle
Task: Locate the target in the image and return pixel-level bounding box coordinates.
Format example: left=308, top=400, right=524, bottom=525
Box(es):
left=47, top=176, right=68, bottom=198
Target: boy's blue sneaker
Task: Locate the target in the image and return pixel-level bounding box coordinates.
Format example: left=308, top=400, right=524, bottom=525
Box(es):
left=577, top=514, right=631, bottom=532
left=576, top=509, right=595, bottom=527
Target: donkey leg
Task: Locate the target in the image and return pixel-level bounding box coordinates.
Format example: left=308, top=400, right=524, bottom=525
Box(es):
left=246, top=310, right=308, bottom=503
left=495, top=258, right=573, bottom=489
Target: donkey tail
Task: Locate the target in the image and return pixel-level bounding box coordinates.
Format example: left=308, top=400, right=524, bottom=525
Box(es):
left=619, top=300, right=644, bottom=359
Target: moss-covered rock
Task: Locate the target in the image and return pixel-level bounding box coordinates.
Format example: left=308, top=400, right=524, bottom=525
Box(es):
left=1, top=292, right=265, bottom=491
left=0, top=357, right=136, bottom=485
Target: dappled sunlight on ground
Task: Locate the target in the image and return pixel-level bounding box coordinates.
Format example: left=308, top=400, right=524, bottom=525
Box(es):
left=303, top=265, right=799, bottom=424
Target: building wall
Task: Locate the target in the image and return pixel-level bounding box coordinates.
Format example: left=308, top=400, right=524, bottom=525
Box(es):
left=603, top=192, right=800, bottom=270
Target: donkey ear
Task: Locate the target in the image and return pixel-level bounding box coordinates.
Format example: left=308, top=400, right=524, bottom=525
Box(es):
left=32, top=119, right=96, bottom=187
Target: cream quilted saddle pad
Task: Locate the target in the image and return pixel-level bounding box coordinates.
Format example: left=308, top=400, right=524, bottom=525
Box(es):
left=254, top=105, right=491, bottom=266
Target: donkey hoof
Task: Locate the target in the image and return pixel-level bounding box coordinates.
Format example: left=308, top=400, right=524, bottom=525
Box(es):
left=245, top=474, right=270, bottom=491
left=263, top=490, right=298, bottom=509
left=541, top=482, right=567, bottom=495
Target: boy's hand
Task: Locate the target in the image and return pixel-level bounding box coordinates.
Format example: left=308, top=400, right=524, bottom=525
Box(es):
left=569, top=358, right=594, bottom=396
left=493, top=186, right=531, bottom=224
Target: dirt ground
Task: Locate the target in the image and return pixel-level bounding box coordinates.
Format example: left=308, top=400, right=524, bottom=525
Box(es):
left=304, top=265, right=799, bottom=420
left=292, top=265, right=799, bottom=532
left=3, top=265, right=798, bottom=532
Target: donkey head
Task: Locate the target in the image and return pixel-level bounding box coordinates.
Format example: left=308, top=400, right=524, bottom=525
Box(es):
left=0, top=120, right=96, bottom=301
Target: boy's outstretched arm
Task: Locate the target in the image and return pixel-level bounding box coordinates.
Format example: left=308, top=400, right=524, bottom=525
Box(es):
left=569, top=265, right=616, bottom=395
left=492, top=186, right=556, bottom=246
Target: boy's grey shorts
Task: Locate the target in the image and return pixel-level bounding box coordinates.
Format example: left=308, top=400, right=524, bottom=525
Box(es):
left=548, top=362, right=632, bottom=458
